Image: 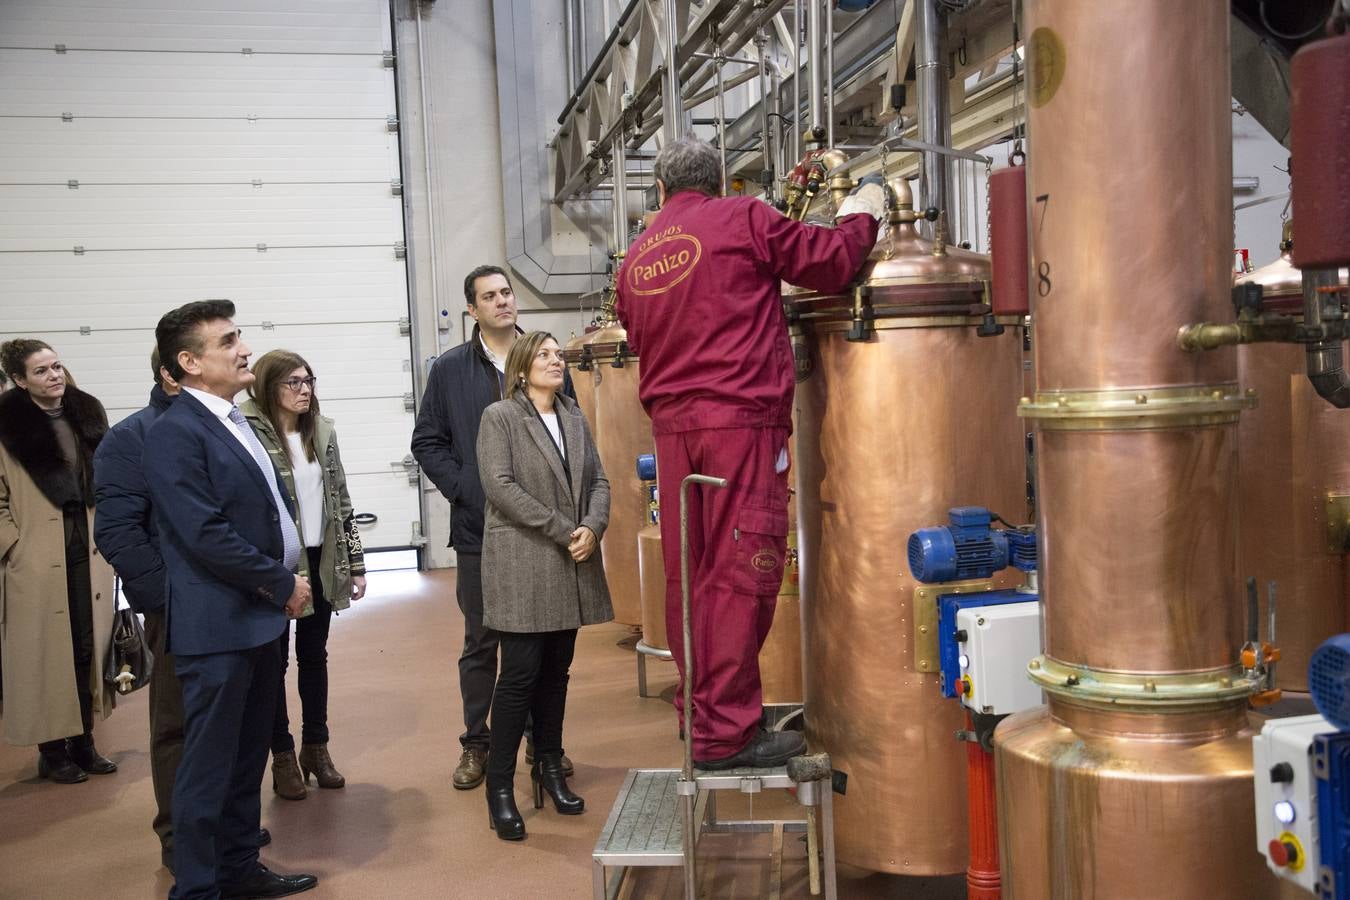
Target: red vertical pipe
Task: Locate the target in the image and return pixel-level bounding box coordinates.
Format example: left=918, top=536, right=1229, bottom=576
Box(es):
left=966, top=711, right=1001, bottom=899
left=1290, top=29, right=1350, bottom=270
left=990, top=162, right=1030, bottom=316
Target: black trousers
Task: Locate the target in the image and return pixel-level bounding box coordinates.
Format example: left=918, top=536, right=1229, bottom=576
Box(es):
left=455, top=552, right=498, bottom=751
left=39, top=507, right=94, bottom=754
left=272, top=547, right=333, bottom=752
left=143, top=609, right=185, bottom=862
left=486, top=629, right=576, bottom=791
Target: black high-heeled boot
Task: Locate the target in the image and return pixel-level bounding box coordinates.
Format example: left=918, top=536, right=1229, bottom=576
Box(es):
left=486, top=786, right=526, bottom=841
left=531, top=752, right=584, bottom=815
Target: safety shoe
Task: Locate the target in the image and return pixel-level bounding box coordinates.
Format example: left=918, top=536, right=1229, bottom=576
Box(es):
left=693, top=729, right=806, bottom=771
left=453, top=747, right=488, bottom=790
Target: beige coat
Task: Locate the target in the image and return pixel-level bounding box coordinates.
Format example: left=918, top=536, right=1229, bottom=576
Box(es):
left=477, top=392, right=613, bottom=632
left=0, top=442, right=116, bottom=746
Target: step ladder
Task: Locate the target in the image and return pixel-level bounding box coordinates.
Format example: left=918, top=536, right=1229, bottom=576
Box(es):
left=593, top=473, right=839, bottom=900
left=591, top=760, right=837, bottom=900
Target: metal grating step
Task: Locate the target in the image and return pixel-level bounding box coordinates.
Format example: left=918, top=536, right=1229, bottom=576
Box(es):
left=593, top=769, right=686, bottom=865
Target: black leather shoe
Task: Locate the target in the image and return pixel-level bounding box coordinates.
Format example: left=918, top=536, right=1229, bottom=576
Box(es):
left=37, top=749, right=87, bottom=784
left=531, top=753, right=584, bottom=815
left=219, top=864, right=317, bottom=899
left=258, top=827, right=272, bottom=848
left=68, top=735, right=117, bottom=775
left=486, top=786, right=526, bottom=841
left=693, top=729, right=806, bottom=771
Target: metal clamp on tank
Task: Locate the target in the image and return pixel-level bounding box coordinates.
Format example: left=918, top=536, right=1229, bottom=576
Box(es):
left=845, top=284, right=874, bottom=342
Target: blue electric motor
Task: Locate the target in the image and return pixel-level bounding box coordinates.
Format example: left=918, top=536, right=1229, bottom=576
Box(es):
left=1310, top=636, right=1350, bottom=900
left=636, top=453, right=657, bottom=482
left=908, top=506, right=1036, bottom=583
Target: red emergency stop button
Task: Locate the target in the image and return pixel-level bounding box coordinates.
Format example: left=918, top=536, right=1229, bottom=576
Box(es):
left=1268, top=838, right=1299, bottom=868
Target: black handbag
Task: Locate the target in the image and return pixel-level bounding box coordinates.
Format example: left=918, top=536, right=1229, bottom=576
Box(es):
left=104, top=580, right=154, bottom=694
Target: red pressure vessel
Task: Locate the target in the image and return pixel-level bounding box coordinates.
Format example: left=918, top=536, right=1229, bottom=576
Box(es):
left=1290, top=29, right=1350, bottom=269
left=989, top=162, right=1029, bottom=316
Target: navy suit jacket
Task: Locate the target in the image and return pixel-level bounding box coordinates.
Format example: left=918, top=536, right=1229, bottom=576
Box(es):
left=93, top=384, right=174, bottom=614
left=143, top=390, right=297, bottom=656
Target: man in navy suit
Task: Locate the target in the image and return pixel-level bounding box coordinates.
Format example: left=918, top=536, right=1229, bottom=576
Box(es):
left=144, top=299, right=317, bottom=900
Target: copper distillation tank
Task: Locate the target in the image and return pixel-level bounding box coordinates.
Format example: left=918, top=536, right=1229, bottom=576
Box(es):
left=787, top=177, right=1026, bottom=875
left=994, top=2, right=1278, bottom=896
left=563, top=278, right=650, bottom=627
left=1235, top=223, right=1350, bottom=694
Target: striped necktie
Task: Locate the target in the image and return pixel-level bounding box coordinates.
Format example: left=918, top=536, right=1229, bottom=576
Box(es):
left=227, top=407, right=301, bottom=573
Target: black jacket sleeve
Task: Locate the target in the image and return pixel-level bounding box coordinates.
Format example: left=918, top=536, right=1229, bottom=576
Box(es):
left=410, top=356, right=464, bottom=502
left=93, top=418, right=166, bottom=614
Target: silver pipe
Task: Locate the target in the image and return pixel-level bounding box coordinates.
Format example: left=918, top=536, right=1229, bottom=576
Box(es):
left=662, top=0, right=685, bottom=142
left=1304, top=267, right=1350, bottom=408
left=612, top=135, right=629, bottom=251
left=770, top=64, right=784, bottom=185
left=564, top=0, right=577, bottom=96
left=414, top=1, right=441, bottom=355
left=806, top=0, right=823, bottom=142
left=756, top=29, right=774, bottom=197
left=825, top=0, right=834, bottom=147
left=692, top=51, right=759, bottom=65
left=915, top=0, right=952, bottom=235
left=683, top=65, right=760, bottom=109
left=714, top=48, right=728, bottom=192
left=680, top=473, right=729, bottom=900
left=793, top=0, right=802, bottom=161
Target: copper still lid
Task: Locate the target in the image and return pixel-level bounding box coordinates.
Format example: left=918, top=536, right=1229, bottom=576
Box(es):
left=784, top=178, right=990, bottom=316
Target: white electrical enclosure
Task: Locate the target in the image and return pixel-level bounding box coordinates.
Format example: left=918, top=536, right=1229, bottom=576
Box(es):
left=1253, top=713, right=1331, bottom=891
left=956, top=601, right=1042, bottom=716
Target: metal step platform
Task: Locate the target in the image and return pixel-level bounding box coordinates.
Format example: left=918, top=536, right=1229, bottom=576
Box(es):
left=592, top=763, right=837, bottom=900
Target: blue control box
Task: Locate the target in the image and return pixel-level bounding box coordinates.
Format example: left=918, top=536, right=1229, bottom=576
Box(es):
left=1317, top=731, right=1350, bottom=900
left=936, top=588, right=1038, bottom=699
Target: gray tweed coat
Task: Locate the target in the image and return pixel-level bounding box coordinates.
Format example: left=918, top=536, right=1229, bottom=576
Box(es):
left=477, top=391, right=613, bottom=632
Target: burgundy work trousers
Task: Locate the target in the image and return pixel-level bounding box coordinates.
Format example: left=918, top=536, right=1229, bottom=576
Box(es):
left=655, top=425, right=789, bottom=760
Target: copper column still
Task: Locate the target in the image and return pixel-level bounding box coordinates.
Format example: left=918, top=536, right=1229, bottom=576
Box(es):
left=789, top=180, right=1025, bottom=874
left=1236, top=230, right=1350, bottom=692
left=995, top=2, right=1277, bottom=897
left=563, top=295, right=651, bottom=627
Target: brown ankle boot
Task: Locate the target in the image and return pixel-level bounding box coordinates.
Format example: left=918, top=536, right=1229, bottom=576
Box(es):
left=298, top=743, right=345, bottom=789
left=271, top=750, right=307, bottom=800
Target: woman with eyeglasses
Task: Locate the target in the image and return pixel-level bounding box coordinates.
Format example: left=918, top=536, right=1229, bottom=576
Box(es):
left=0, top=339, right=118, bottom=783
left=476, top=331, right=612, bottom=841
left=241, top=350, right=366, bottom=800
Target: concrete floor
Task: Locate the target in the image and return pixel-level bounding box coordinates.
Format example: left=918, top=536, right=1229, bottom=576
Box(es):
left=0, top=569, right=965, bottom=899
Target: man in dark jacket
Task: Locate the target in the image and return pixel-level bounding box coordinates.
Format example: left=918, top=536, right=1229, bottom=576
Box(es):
left=411, top=264, right=575, bottom=790
left=95, top=348, right=272, bottom=875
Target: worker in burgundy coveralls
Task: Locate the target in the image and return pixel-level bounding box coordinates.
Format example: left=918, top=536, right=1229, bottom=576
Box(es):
left=615, top=137, right=884, bottom=770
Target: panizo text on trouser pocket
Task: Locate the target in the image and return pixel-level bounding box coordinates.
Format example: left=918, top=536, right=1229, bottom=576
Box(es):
left=733, top=504, right=789, bottom=595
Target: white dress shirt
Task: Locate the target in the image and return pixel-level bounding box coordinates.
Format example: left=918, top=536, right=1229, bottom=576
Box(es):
left=183, top=386, right=255, bottom=455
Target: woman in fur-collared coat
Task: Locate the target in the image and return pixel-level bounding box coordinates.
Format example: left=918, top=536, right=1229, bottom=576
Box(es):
left=0, top=339, right=117, bottom=784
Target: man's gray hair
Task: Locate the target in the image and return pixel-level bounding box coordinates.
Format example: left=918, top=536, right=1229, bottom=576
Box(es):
left=653, top=137, right=721, bottom=197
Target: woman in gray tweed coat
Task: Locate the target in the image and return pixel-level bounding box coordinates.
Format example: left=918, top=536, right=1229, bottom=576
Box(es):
left=476, top=330, right=612, bottom=841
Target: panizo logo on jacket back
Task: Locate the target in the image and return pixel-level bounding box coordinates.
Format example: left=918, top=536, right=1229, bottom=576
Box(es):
left=625, top=227, right=703, bottom=296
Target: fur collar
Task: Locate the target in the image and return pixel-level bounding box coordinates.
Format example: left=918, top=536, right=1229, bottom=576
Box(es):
left=0, top=385, right=108, bottom=507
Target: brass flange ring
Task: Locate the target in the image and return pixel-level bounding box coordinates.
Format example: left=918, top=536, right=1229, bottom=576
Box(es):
left=1027, top=655, right=1260, bottom=710
left=1018, top=384, right=1256, bottom=431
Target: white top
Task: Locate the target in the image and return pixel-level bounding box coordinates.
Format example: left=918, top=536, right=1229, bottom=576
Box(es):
left=479, top=334, right=507, bottom=374
left=286, top=432, right=325, bottom=548
left=183, top=386, right=254, bottom=456
left=539, top=412, right=566, bottom=459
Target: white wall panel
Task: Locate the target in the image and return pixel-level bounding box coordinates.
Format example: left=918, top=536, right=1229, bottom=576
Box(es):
left=0, top=0, right=389, bottom=54
left=0, top=248, right=407, bottom=331
left=0, top=51, right=394, bottom=118
left=1, top=183, right=404, bottom=251
left=0, top=119, right=399, bottom=183
left=0, top=0, right=422, bottom=551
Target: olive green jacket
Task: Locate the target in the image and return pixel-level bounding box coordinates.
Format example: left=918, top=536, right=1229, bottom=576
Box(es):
left=239, top=400, right=365, bottom=613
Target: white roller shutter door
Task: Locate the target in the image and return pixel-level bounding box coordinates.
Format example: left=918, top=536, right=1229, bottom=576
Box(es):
left=0, top=0, right=421, bottom=552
